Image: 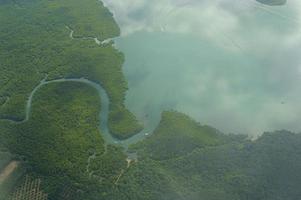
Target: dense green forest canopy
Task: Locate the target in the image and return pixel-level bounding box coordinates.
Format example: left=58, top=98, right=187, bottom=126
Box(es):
left=0, top=0, right=300, bottom=199
left=0, top=0, right=142, bottom=138
left=3, top=102, right=301, bottom=200
left=128, top=112, right=301, bottom=200
left=0, top=82, right=127, bottom=199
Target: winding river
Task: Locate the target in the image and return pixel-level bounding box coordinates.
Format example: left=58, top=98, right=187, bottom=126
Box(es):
left=23, top=77, right=156, bottom=149
left=1, top=26, right=157, bottom=150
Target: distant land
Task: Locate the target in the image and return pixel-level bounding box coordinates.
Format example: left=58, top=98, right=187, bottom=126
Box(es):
left=256, top=0, right=287, bottom=5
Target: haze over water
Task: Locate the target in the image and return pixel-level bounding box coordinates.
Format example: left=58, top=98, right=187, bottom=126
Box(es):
left=102, top=0, right=301, bottom=137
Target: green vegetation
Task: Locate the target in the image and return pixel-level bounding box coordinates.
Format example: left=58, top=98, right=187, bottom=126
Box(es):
left=0, top=151, right=12, bottom=171
left=0, top=0, right=142, bottom=138
left=132, top=111, right=224, bottom=160
left=0, top=166, right=25, bottom=200
left=3, top=82, right=104, bottom=198
left=0, top=158, right=25, bottom=200
left=0, top=0, right=300, bottom=199
left=1, top=90, right=301, bottom=199
left=10, top=176, right=48, bottom=200
left=0, top=82, right=129, bottom=199
left=115, top=111, right=301, bottom=200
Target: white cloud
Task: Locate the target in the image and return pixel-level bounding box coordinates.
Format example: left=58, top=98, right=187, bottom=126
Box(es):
left=102, top=0, right=301, bottom=135
left=103, top=0, right=301, bottom=52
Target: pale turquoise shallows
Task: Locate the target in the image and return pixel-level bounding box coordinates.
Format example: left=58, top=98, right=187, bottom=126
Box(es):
left=104, top=0, right=301, bottom=136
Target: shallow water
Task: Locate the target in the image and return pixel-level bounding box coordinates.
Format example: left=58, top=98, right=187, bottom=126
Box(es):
left=103, top=0, right=301, bottom=136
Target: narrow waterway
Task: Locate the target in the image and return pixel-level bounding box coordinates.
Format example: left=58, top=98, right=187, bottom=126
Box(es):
left=24, top=77, right=155, bottom=148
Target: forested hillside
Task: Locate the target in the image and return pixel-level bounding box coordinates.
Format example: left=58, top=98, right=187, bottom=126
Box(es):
left=0, top=0, right=300, bottom=199
left=0, top=0, right=142, bottom=138
left=115, top=112, right=301, bottom=200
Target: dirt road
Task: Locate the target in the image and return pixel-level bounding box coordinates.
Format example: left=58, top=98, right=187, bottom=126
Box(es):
left=0, top=161, right=19, bottom=184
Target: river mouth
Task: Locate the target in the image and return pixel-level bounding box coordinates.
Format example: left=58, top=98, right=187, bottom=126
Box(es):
left=104, top=0, right=301, bottom=137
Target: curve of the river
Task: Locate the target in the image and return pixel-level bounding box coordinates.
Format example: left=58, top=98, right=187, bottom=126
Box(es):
left=22, top=77, right=156, bottom=149
left=1, top=27, right=156, bottom=150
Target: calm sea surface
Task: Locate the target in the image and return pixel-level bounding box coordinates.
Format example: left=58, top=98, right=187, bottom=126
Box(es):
left=103, top=0, right=301, bottom=136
